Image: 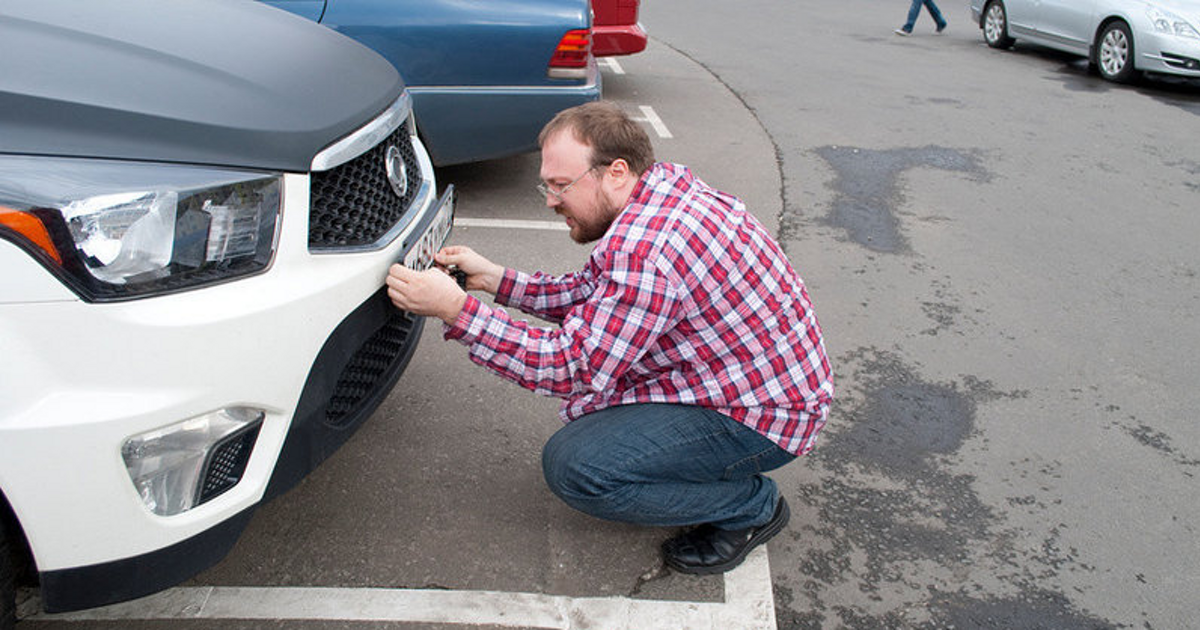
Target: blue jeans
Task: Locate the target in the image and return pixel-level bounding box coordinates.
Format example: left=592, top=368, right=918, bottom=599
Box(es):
left=903, top=0, right=946, bottom=31
left=542, top=403, right=796, bottom=530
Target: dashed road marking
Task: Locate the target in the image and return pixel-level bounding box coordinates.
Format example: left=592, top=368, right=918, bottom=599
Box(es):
left=631, top=105, right=673, bottom=139
left=598, top=57, right=626, bottom=75
left=23, top=548, right=777, bottom=629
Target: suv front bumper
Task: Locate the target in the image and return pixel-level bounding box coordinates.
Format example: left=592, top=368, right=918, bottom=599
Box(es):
left=0, top=157, right=451, bottom=612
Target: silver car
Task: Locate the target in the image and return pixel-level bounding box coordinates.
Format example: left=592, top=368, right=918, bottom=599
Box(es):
left=970, top=0, right=1200, bottom=82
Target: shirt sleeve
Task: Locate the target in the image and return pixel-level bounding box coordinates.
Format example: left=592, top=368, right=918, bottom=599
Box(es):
left=495, top=267, right=594, bottom=325
left=444, top=250, right=684, bottom=399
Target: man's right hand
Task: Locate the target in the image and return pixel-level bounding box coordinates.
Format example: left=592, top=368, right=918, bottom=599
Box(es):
left=435, top=246, right=505, bottom=295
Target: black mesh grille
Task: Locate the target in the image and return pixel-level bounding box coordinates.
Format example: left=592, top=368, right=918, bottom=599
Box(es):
left=326, top=310, right=416, bottom=427
left=198, top=423, right=261, bottom=504
left=309, top=127, right=422, bottom=249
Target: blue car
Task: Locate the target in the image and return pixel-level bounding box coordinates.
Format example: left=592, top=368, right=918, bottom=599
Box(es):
left=264, top=0, right=602, bottom=165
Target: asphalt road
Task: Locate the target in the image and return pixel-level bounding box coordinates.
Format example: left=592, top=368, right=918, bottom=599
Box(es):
left=22, top=1, right=1200, bottom=629
left=637, top=0, right=1200, bottom=628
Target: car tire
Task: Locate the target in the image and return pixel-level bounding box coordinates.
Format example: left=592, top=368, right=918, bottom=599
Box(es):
left=983, top=0, right=1014, bottom=49
left=1095, top=21, right=1137, bottom=83
left=1, top=519, right=15, bottom=630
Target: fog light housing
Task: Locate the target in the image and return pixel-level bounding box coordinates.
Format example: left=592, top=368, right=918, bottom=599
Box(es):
left=122, top=407, right=264, bottom=516
left=1161, top=52, right=1200, bottom=70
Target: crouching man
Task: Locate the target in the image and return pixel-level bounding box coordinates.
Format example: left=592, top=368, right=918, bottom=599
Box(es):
left=386, top=102, right=833, bottom=574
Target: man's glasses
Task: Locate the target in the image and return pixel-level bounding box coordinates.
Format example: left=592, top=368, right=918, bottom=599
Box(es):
left=537, top=166, right=598, bottom=202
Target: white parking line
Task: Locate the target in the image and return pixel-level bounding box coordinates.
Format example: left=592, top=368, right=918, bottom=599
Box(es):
left=22, top=548, right=777, bottom=629
left=631, top=105, right=673, bottom=139
left=455, top=217, right=569, bottom=231
left=598, top=57, right=626, bottom=75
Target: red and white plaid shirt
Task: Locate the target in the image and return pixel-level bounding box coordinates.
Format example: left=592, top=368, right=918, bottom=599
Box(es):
left=445, top=163, right=833, bottom=455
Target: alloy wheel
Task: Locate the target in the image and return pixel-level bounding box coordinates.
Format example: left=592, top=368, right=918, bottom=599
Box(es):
left=984, top=3, right=1013, bottom=48
left=1099, top=27, right=1129, bottom=78
left=985, top=5, right=1004, bottom=42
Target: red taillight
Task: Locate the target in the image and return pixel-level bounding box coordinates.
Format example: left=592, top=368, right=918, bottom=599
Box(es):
left=0, top=206, right=62, bottom=264
left=550, top=29, right=591, bottom=68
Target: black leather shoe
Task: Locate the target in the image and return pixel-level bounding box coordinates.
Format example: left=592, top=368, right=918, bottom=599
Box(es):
left=662, top=498, right=790, bottom=575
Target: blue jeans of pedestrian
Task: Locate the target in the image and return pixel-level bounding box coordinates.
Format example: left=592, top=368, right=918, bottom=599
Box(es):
left=903, top=0, right=946, bottom=31
left=542, top=403, right=796, bottom=531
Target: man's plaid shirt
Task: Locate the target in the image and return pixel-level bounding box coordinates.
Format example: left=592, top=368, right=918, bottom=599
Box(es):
left=445, top=162, right=833, bottom=455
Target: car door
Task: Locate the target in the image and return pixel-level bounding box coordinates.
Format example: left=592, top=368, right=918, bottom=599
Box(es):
left=1031, top=0, right=1096, bottom=53
left=1001, top=0, right=1042, bottom=39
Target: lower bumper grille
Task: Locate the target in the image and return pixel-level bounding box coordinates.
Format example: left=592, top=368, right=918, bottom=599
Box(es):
left=326, top=310, right=416, bottom=427
left=264, top=288, right=425, bottom=502
left=198, top=422, right=262, bottom=504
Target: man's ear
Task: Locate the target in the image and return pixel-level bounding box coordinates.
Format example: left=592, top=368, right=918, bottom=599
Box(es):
left=608, top=158, right=631, bottom=182
left=602, top=158, right=636, bottom=210
left=604, top=159, right=636, bottom=195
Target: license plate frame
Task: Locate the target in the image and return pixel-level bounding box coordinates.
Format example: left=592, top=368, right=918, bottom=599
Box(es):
left=402, top=185, right=456, bottom=271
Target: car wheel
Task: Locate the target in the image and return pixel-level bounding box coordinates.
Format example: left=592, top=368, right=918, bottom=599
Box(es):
left=1, top=521, right=15, bottom=630
left=983, top=1, right=1014, bottom=49
left=1096, top=21, right=1137, bottom=83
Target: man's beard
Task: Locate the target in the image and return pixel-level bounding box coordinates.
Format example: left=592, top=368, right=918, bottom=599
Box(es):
left=565, top=188, right=620, bottom=244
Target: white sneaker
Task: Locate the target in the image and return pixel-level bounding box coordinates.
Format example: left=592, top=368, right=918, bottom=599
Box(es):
left=894, top=28, right=911, bottom=36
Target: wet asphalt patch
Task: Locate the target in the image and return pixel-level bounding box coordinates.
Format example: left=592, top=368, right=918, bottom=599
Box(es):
left=780, top=587, right=1119, bottom=630
left=801, top=348, right=1014, bottom=574
left=794, top=146, right=991, bottom=253
left=1121, top=422, right=1200, bottom=475
left=1045, top=56, right=1200, bottom=116
left=987, top=44, right=1200, bottom=116
left=772, top=348, right=1117, bottom=628
left=924, top=589, right=1118, bottom=630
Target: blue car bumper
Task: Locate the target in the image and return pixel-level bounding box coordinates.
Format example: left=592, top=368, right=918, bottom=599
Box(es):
left=410, top=60, right=601, bottom=166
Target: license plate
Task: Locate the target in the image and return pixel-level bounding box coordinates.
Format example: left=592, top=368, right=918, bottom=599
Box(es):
left=403, top=185, right=455, bottom=270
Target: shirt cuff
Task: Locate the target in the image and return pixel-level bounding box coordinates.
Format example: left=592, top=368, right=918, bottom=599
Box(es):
left=494, top=267, right=526, bottom=307
left=442, top=294, right=489, bottom=344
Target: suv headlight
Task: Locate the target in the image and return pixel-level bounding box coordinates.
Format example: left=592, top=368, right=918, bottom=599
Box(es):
left=0, top=156, right=282, bottom=301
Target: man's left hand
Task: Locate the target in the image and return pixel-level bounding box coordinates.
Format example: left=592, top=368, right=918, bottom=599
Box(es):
left=386, top=264, right=467, bottom=324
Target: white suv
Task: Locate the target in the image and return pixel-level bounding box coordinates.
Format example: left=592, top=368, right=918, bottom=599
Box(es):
left=0, top=0, right=453, bottom=621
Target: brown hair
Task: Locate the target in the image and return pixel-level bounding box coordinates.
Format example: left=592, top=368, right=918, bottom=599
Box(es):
left=538, top=102, right=655, bottom=176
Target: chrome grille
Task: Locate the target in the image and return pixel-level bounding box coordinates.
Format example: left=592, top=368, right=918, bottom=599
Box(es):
left=309, top=126, right=421, bottom=249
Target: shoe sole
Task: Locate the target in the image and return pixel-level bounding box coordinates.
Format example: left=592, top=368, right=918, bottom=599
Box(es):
left=664, top=500, right=791, bottom=575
